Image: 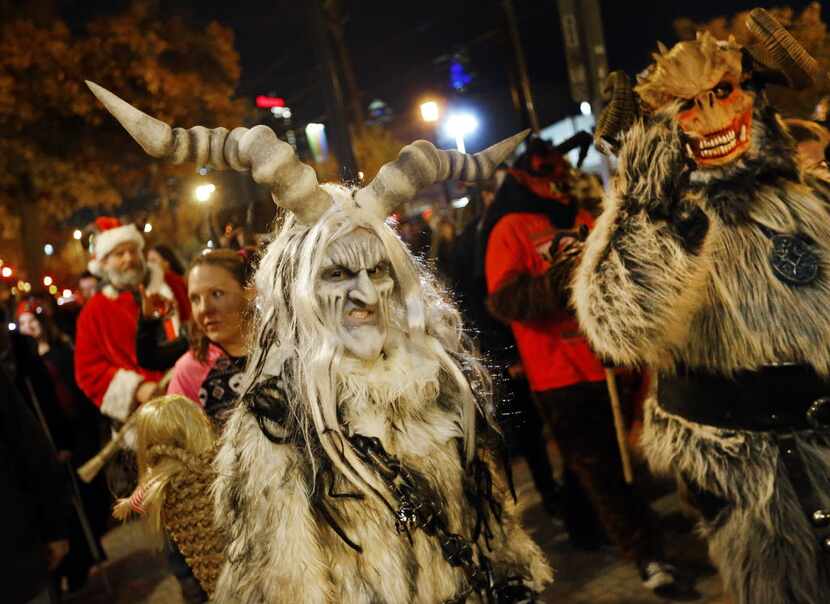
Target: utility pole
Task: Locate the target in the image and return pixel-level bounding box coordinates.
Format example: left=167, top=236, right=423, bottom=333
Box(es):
left=325, top=0, right=365, bottom=130
left=557, top=0, right=610, bottom=181
left=307, top=0, right=359, bottom=180
left=502, top=0, right=540, bottom=133
left=557, top=0, right=608, bottom=113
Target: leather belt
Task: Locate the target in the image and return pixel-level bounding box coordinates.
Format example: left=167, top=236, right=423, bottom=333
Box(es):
left=657, top=364, right=830, bottom=432
left=658, top=364, right=830, bottom=553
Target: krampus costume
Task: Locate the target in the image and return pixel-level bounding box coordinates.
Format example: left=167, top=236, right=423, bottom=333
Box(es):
left=87, top=82, right=552, bottom=602
left=572, top=9, right=830, bottom=604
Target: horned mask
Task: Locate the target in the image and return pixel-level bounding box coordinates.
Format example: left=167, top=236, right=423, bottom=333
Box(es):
left=87, top=80, right=526, bottom=356
left=86, top=80, right=526, bottom=224
left=595, top=8, right=821, bottom=168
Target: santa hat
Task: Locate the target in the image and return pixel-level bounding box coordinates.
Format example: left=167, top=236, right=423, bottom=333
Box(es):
left=88, top=216, right=144, bottom=277
left=16, top=297, right=48, bottom=319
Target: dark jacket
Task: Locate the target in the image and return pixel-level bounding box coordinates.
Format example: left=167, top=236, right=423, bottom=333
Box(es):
left=1, top=368, right=70, bottom=603
left=136, top=316, right=189, bottom=372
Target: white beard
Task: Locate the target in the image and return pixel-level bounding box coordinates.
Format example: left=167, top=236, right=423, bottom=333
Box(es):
left=104, top=261, right=146, bottom=290
left=335, top=342, right=441, bottom=422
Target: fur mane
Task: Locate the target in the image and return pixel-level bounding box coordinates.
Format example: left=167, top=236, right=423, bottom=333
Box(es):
left=239, top=184, right=492, bottom=502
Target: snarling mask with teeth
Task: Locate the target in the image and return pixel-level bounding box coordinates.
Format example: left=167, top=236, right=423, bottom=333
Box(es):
left=316, top=229, right=394, bottom=360
left=595, top=8, right=820, bottom=177
left=636, top=32, right=753, bottom=167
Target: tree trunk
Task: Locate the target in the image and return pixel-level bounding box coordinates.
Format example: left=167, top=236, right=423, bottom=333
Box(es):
left=325, top=0, right=365, bottom=130
left=18, top=193, right=43, bottom=282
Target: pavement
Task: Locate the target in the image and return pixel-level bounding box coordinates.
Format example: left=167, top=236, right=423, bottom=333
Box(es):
left=65, top=450, right=729, bottom=604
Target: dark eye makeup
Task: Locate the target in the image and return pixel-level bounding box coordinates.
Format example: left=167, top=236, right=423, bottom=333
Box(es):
left=713, top=81, right=733, bottom=99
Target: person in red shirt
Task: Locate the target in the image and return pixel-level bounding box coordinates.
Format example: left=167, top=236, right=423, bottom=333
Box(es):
left=483, top=136, right=679, bottom=595
left=147, top=244, right=191, bottom=323
left=75, top=217, right=180, bottom=425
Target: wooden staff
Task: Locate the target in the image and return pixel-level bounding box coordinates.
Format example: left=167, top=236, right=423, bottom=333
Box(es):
left=77, top=369, right=174, bottom=484
left=605, top=368, right=634, bottom=484
left=77, top=411, right=140, bottom=484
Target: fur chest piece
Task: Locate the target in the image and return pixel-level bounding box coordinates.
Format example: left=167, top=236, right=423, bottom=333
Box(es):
left=759, top=225, right=821, bottom=286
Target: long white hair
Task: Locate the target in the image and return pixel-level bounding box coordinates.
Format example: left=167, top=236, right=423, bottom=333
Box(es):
left=241, top=184, right=492, bottom=504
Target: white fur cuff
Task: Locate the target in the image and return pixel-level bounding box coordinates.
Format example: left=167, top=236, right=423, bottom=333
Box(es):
left=101, top=369, right=143, bottom=422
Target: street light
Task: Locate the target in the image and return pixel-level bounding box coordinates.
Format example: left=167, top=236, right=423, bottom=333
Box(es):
left=195, top=183, right=216, bottom=203
left=44, top=243, right=54, bottom=256
left=420, top=101, right=440, bottom=123
left=580, top=101, right=592, bottom=116
left=444, top=112, right=478, bottom=153
left=43, top=275, right=53, bottom=287
left=73, top=229, right=82, bottom=240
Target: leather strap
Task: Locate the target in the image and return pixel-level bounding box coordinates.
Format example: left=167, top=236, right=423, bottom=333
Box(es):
left=658, top=364, right=830, bottom=432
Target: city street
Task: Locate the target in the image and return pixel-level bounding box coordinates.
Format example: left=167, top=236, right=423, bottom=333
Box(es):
left=66, top=449, right=727, bottom=604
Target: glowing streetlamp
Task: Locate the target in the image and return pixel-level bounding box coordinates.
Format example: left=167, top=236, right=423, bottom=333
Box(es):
left=444, top=112, right=478, bottom=154
left=144, top=223, right=153, bottom=233
left=420, top=101, right=440, bottom=123
left=194, top=183, right=216, bottom=203
left=2, top=266, right=13, bottom=278
left=73, top=229, right=82, bottom=240
left=44, top=243, right=54, bottom=256
left=43, top=275, right=53, bottom=287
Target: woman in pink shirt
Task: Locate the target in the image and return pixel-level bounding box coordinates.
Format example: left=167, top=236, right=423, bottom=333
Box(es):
left=166, top=249, right=255, bottom=425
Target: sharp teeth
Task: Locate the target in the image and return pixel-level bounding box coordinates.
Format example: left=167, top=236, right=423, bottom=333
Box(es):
left=740, top=124, right=747, bottom=141
left=686, top=143, right=694, bottom=156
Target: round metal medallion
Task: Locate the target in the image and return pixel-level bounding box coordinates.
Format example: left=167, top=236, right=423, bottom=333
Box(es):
left=769, top=234, right=819, bottom=286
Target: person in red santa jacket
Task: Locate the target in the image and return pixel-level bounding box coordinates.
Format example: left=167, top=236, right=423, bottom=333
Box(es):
left=75, top=217, right=181, bottom=424
left=483, top=136, right=681, bottom=596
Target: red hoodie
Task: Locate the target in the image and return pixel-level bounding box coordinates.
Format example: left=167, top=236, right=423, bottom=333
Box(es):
left=485, top=210, right=606, bottom=393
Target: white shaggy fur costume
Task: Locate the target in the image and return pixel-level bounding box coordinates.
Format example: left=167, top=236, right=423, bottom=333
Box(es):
left=572, top=10, right=830, bottom=604
left=86, top=80, right=552, bottom=603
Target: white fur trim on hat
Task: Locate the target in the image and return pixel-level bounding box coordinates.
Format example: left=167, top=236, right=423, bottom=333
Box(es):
left=90, top=224, right=144, bottom=276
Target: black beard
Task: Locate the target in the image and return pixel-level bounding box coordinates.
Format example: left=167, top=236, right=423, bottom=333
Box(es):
left=688, top=102, right=801, bottom=226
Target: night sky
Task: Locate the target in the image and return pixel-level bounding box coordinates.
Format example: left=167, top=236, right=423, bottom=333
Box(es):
left=62, top=0, right=819, bottom=149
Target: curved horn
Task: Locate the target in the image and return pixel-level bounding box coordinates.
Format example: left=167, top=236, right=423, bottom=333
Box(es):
left=594, top=71, right=638, bottom=154
left=354, top=129, right=529, bottom=218
left=745, top=8, right=819, bottom=90
left=85, top=81, right=331, bottom=224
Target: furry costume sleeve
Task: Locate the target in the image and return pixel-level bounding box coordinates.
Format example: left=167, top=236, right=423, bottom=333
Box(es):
left=213, top=407, right=331, bottom=603
left=572, top=116, right=714, bottom=366
left=487, top=245, right=580, bottom=323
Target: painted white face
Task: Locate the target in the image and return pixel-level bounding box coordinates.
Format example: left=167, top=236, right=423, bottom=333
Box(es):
left=316, top=228, right=394, bottom=361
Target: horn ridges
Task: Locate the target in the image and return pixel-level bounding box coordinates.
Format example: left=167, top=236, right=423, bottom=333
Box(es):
left=86, top=81, right=331, bottom=224
left=746, top=8, right=819, bottom=90
left=594, top=71, right=638, bottom=154
left=354, top=130, right=529, bottom=218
